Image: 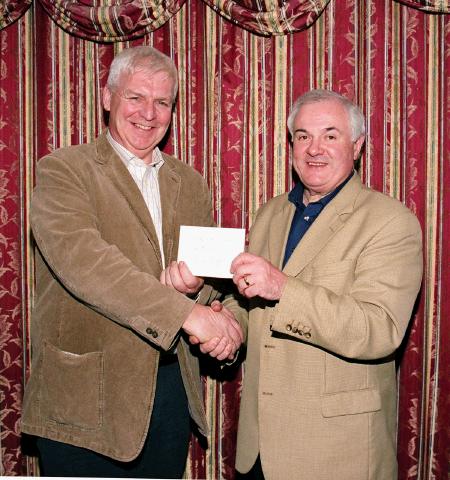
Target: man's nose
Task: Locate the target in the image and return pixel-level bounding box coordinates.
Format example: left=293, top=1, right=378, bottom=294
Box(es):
left=141, top=100, right=156, bottom=120
left=306, top=137, right=323, bottom=156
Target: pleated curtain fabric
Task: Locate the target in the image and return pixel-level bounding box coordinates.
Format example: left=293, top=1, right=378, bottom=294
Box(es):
left=0, top=0, right=449, bottom=478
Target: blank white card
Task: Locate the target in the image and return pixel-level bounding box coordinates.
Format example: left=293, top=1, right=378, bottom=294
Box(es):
left=177, top=226, right=245, bottom=278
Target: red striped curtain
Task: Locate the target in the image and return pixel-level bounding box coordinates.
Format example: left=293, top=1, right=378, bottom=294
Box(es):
left=1, top=1, right=449, bottom=478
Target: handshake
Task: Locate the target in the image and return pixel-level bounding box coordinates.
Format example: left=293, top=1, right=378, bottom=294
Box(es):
left=161, top=253, right=288, bottom=361
left=160, top=260, right=244, bottom=361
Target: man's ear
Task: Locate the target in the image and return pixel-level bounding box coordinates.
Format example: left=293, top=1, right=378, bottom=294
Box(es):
left=102, top=86, right=112, bottom=112
left=353, top=135, right=365, bottom=160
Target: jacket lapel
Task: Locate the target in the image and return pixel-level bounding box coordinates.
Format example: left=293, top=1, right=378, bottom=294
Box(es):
left=282, top=174, right=363, bottom=277
left=95, top=133, right=163, bottom=262
left=267, top=199, right=295, bottom=270
left=158, top=154, right=181, bottom=264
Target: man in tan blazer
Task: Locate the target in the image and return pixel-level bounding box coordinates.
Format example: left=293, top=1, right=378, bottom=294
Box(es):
left=229, top=90, right=423, bottom=480
left=21, top=46, right=243, bottom=478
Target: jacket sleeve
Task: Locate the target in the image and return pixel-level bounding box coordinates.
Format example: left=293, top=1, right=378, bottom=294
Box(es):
left=31, top=153, right=207, bottom=351
left=269, top=211, right=423, bottom=360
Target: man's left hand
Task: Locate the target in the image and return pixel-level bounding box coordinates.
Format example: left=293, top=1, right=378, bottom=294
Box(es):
left=231, top=252, right=288, bottom=300
left=160, top=261, right=204, bottom=295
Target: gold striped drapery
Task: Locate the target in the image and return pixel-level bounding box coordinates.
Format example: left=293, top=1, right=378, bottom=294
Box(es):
left=0, top=0, right=32, bottom=29
left=37, top=0, right=188, bottom=42
left=394, top=0, right=450, bottom=11
left=1, top=1, right=449, bottom=38
left=0, top=0, right=330, bottom=39
left=199, top=0, right=332, bottom=35
left=0, top=0, right=449, bottom=478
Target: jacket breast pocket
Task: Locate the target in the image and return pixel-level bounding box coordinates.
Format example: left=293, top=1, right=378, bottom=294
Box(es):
left=39, top=341, right=104, bottom=430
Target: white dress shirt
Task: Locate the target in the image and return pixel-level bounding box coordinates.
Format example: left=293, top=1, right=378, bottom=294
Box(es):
left=107, top=130, right=166, bottom=267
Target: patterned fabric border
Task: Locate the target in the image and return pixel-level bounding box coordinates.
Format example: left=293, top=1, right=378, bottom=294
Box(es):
left=0, top=0, right=449, bottom=478
left=394, top=0, right=450, bottom=12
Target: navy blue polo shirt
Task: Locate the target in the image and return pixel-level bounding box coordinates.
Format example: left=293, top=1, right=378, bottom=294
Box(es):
left=282, top=172, right=354, bottom=267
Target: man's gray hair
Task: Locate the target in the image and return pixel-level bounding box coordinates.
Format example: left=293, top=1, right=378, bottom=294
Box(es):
left=287, top=89, right=366, bottom=141
left=106, top=46, right=178, bottom=100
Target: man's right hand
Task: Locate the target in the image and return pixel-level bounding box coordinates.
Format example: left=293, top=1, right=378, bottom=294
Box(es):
left=182, top=303, right=243, bottom=361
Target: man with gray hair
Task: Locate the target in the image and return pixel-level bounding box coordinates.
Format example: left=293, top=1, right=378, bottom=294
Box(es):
left=21, top=45, right=243, bottom=477
left=228, top=89, right=423, bottom=479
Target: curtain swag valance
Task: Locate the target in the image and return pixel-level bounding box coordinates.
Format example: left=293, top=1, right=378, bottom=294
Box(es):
left=0, top=0, right=449, bottom=40
left=0, top=0, right=32, bottom=30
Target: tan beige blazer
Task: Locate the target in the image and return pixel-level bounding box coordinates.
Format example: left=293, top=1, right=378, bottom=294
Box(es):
left=231, top=174, right=423, bottom=480
left=21, top=133, right=215, bottom=461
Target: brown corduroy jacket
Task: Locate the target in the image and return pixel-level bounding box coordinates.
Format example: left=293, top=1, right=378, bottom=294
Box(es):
left=21, top=133, right=215, bottom=461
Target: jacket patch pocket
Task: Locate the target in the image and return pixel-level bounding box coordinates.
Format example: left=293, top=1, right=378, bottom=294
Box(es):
left=321, top=388, right=381, bottom=418
left=40, top=342, right=104, bottom=430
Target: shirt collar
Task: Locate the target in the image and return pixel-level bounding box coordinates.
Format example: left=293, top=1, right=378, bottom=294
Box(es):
left=106, top=129, right=165, bottom=169
left=288, top=170, right=354, bottom=209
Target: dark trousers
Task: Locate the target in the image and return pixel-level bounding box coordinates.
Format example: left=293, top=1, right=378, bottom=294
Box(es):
left=36, top=358, right=191, bottom=478
left=236, top=456, right=265, bottom=480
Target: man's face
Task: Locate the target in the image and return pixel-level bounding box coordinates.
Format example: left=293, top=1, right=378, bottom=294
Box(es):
left=292, top=99, right=364, bottom=202
left=103, top=69, right=175, bottom=164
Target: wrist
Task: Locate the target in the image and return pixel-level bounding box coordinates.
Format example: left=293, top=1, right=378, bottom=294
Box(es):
left=276, top=272, right=288, bottom=300
left=182, top=303, right=201, bottom=331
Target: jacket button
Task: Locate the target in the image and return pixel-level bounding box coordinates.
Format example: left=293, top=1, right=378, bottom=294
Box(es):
left=146, top=327, right=153, bottom=335
left=152, top=331, right=158, bottom=338
left=286, top=324, right=292, bottom=331
left=298, top=330, right=303, bottom=336
left=304, top=332, right=311, bottom=339
left=292, top=327, right=298, bottom=333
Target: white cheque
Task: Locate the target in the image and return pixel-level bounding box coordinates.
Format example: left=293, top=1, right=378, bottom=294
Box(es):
left=177, top=226, right=245, bottom=278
